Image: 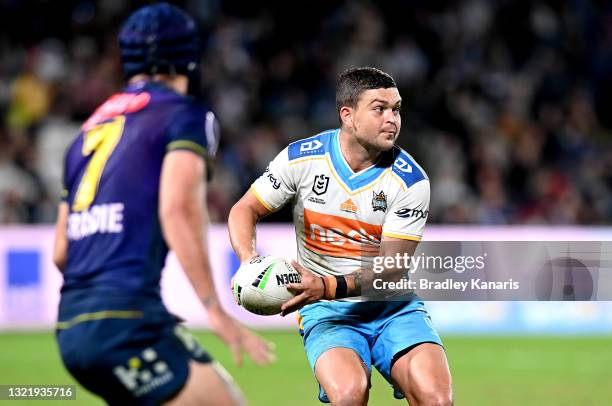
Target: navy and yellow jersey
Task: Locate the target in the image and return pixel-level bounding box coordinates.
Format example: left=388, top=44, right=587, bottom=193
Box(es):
left=59, top=80, right=219, bottom=309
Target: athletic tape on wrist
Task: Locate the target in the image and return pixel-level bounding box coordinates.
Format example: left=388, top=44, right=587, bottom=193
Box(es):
left=334, top=275, right=348, bottom=299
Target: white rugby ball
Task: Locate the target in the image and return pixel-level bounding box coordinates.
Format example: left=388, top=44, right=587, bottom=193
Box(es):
left=232, top=255, right=301, bottom=316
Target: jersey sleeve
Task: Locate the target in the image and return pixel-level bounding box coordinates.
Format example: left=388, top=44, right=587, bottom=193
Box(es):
left=250, top=147, right=296, bottom=212
left=61, top=135, right=84, bottom=204
left=382, top=179, right=430, bottom=241
left=60, top=148, right=69, bottom=202
left=165, top=105, right=220, bottom=160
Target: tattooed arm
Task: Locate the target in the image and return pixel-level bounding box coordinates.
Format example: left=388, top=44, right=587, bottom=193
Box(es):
left=280, top=237, right=419, bottom=315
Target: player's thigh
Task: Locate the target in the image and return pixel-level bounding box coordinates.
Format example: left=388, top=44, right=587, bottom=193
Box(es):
left=391, top=343, right=452, bottom=406
left=164, top=361, right=244, bottom=406
left=302, top=317, right=371, bottom=403
left=315, top=347, right=370, bottom=405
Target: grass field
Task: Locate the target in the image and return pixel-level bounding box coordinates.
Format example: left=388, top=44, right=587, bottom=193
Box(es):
left=0, top=331, right=611, bottom=405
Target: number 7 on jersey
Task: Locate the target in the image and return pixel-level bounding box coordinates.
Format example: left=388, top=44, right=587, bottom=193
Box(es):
left=72, top=115, right=126, bottom=212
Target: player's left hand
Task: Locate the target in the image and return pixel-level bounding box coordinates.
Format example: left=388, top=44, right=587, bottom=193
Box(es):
left=280, top=260, right=325, bottom=316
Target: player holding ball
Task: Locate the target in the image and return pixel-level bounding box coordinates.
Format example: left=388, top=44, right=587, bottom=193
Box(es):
left=229, top=67, right=453, bottom=405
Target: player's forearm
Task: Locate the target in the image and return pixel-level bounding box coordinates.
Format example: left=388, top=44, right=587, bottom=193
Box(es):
left=161, top=206, right=220, bottom=309
left=315, top=267, right=404, bottom=299
left=342, top=241, right=419, bottom=297
left=53, top=203, right=69, bottom=272
left=344, top=267, right=406, bottom=297
left=228, top=201, right=260, bottom=263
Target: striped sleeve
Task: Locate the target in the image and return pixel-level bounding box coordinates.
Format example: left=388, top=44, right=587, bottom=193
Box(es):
left=165, top=105, right=219, bottom=160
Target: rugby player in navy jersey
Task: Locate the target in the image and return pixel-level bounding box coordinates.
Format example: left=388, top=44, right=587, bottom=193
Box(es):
left=52, top=4, right=273, bottom=405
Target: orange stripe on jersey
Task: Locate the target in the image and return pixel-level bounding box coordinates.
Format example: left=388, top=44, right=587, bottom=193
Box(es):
left=303, top=208, right=381, bottom=257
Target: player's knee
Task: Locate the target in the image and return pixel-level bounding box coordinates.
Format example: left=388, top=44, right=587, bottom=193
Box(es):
left=415, top=388, right=453, bottom=406
left=326, top=375, right=368, bottom=406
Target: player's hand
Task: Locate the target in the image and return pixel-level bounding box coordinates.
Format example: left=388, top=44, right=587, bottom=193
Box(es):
left=207, top=307, right=276, bottom=366
left=280, top=260, right=325, bottom=316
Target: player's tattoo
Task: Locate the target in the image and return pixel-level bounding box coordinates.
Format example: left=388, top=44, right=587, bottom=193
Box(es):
left=346, top=264, right=407, bottom=298
left=348, top=271, right=363, bottom=297
left=346, top=269, right=376, bottom=297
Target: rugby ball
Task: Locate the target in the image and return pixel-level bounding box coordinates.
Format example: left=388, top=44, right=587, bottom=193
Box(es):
left=232, top=255, right=301, bottom=316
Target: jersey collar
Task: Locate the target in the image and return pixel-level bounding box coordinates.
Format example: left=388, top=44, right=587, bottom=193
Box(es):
left=327, top=129, right=388, bottom=191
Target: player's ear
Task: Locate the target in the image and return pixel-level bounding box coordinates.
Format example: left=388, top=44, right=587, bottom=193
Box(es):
left=339, top=106, right=353, bottom=128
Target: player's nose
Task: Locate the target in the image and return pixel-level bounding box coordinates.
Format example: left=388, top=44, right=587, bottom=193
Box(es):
left=384, top=108, right=398, bottom=122
left=383, top=109, right=399, bottom=129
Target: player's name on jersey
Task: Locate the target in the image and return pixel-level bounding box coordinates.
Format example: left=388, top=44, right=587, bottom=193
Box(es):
left=67, top=203, right=124, bottom=241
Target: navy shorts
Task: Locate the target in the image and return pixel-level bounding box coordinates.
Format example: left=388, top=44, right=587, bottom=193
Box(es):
left=56, top=296, right=211, bottom=405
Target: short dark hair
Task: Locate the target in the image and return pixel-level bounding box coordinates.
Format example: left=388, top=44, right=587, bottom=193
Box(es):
left=336, top=67, right=396, bottom=114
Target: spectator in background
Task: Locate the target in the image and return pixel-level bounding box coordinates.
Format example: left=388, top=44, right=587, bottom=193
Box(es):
left=1, top=0, right=611, bottom=224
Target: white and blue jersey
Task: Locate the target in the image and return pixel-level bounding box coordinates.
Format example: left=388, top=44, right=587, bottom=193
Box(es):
left=251, top=129, right=442, bottom=403
left=251, top=128, right=430, bottom=297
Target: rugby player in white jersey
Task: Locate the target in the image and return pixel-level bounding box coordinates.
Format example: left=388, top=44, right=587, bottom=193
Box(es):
left=228, top=67, right=452, bottom=405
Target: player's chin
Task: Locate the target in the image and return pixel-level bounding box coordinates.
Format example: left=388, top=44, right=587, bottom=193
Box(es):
left=377, top=134, right=397, bottom=151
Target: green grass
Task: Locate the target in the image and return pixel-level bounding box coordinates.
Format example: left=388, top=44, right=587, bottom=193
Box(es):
left=0, top=331, right=611, bottom=405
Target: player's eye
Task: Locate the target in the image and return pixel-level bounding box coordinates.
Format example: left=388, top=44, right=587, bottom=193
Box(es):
left=374, top=106, right=384, bottom=112
left=393, top=106, right=401, bottom=114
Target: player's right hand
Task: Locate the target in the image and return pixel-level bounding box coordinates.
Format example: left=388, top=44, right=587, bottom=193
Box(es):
left=207, top=307, right=276, bottom=366
left=280, top=260, right=325, bottom=316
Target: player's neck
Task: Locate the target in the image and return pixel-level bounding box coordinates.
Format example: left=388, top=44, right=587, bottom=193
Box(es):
left=128, top=74, right=188, bottom=95
left=338, top=129, right=382, bottom=173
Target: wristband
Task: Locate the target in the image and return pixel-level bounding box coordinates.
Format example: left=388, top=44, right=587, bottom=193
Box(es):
left=334, top=275, right=348, bottom=299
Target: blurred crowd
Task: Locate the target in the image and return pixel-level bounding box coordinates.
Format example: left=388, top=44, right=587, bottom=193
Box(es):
left=1, top=0, right=611, bottom=224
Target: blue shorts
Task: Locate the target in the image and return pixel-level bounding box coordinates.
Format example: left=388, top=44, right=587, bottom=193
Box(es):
left=298, top=298, right=443, bottom=403
left=56, top=294, right=211, bottom=406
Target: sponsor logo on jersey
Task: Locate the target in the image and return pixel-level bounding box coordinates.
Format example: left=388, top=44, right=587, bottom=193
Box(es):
left=394, top=207, right=428, bottom=219
left=300, top=139, right=323, bottom=153
left=372, top=190, right=387, bottom=212
left=393, top=157, right=413, bottom=173
left=303, top=208, right=380, bottom=257
left=340, top=198, right=358, bottom=213
left=312, top=174, right=329, bottom=195
left=264, top=166, right=281, bottom=189
left=307, top=196, right=326, bottom=205
left=113, top=347, right=174, bottom=397
left=82, top=92, right=151, bottom=131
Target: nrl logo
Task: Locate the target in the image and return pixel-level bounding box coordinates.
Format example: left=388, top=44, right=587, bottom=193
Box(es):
left=372, top=190, right=387, bottom=212
left=312, top=175, right=329, bottom=195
